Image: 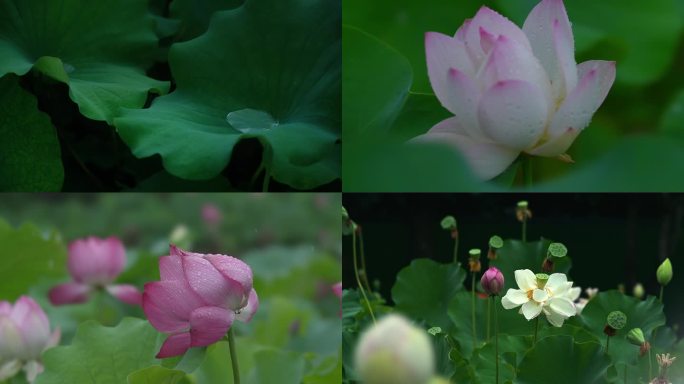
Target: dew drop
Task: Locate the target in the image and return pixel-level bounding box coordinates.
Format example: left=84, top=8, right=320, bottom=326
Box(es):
left=225, top=108, right=279, bottom=133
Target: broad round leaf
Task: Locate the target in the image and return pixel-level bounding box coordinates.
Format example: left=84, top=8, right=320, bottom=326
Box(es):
left=343, top=26, right=412, bottom=140
left=169, top=0, right=244, bottom=41
left=516, top=336, right=611, bottom=384
left=391, top=259, right=466, bottom=331
left=580, top=290, right=665, bottom=365
left=128, top=366, right=191, bottom=384
left=0, top=74, right=63, bottom=191
left=0, top=219, right=66, bottom=300
left=116, top=0, right=341, bottom=189
left=0, top=0, right=169, bottom=123
left=35, top=318, right=161, bottom=384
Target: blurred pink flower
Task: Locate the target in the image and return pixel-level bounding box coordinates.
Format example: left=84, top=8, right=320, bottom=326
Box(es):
left=48, top=237, right=142, bottom=306
left=143, top=245, right=259, bottom=358
left=416, top=0, right=616, bottom=179
left=201, top=204, right=222, bottom=226
left=332, top=282, right=342, bottom=318
left=0, top=296, right=60, bottom=383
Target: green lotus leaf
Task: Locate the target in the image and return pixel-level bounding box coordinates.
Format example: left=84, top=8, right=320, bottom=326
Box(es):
left=35, top=318, right=161, bottom=384
left=127, top=366, right=191, bottom=384
left=0, top=219, right=66, bottom=300
left=342, top=26, right=412, bottom=140
left=169, top=0, right=244, bottom=41
left=115, top=0, right=340, bottom=189
left=516, top=336, right=611, bottom=384
left=580, top=290, right=665, bottom=365
left=450, top=336, right=522, bottom=384
left=0, top=0, right=169, bottom=123
left=0, top=74, right=63, bottom=191
left=392, top=259, right=466, bottom=332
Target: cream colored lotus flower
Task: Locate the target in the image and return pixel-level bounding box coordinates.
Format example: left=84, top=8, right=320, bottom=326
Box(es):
left=501, top=269, right=577, bottom=326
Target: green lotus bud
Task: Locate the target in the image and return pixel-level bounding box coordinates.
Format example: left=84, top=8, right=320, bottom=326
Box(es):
left=468, top=248, right=481, bottom=260
left=632, top=283, right=645, bottom=299
left=355, top=315, right=435, bottom=384
left=548, top=242, right=568, bottom=258
left=535, top=273, right=549, bottom=288
left=657, top=258, right=673, bottom=286
left=626, top=328, right=645, bottom=346
left=607, top=311, right=627, bottom=330
left=440, top=216, right=457, bottom=230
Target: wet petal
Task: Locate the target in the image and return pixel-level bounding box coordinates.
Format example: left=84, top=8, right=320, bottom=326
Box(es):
left=182, top=256, right=244, bottom=309
left=159, top=255, right=183, bottom=281
left=523, top=0, right=577, bottom=100
left=142, top=281, right=202, bottom=332
left=189, top=306, right=234, bottom=347
left=478, top=80, right=548, bottom=150
left=464, top=6, right=533, bottom=64
left=436, top=68, right=483, bottom=140
left=236, top=289, right=259, bottom=323
left=156, top=332, right=191, bottom=358
left=412, top=117, right=519, bottom=180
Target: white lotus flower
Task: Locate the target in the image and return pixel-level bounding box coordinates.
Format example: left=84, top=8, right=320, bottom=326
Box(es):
left=501, top=269, right=577, bottom=326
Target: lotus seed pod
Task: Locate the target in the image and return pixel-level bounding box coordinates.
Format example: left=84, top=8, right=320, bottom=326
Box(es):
left=488, top=235, right=504, bottom=260
left=607, top=310, right=627, bottom=331
left=627, top=328, right=645, bottom=346
left=354, top=314, right=435, bottom=384
left=657, top=258, right=673, bottom=286
left=548, top=243, right=568, bottom=258
left=516, top=201, right=532, bottom=222
left=440, top=216, right=457, bottom=230
left=469, top=248, right=481, bottom=260
left=633, top=283, right=645, bottom=299
left=535, top=273, right=550, bottom=288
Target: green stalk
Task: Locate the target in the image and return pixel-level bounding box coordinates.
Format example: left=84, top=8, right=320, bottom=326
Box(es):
left=605, top=335, right=610, bottom=355
left=494, top=296, right=500, bottom=384
left=533, top=317, right=539, bottom=345
left=471, top=273, right=477, bottom=348
left=522, top=216, right=527, bottom=243
left=487, top=298, right=491, bottom=342
left=648, top=345, right=653, bottom=380
left=452, top=235, right=459, bottom=263
left=227, top=329, right=240, bottom=384
left=353, top=229, right=375, bottom=323
left=358, top=229, right=372, bottom=293
left=654, top=285, right=664, bottom=339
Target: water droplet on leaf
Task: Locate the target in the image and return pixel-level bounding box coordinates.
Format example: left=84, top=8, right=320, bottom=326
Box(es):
left=225, top=108, right=279, bottom=133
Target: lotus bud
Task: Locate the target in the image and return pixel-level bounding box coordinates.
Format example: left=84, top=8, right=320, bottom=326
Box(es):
left=627, top=328, right=645, bottom=346
left=657, top=258, right=673, bottom=286
left=487, top=235, right=503, bottom=260
left=481, top=267, right=504, bottom=296
left=633, top=283, right=645, bottom=299
left=354, top=314, right=435, bottom=384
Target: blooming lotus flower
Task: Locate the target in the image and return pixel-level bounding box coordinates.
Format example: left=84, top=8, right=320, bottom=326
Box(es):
left=355, top=314, right=435, bottom=384
left=0, top=296, right=60, bottom=382
left=501, top=269, right=578, bottom=326
left=143, top=245, right=259, bottom=358
left=48, top=237, right=142, bottom=306
left=417, top=0, right=616, bottom=179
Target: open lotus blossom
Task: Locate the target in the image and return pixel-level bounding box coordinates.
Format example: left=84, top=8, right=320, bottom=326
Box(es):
left=0, top=296, right=60, bottom=383
left=143, top=245, right=259, bottom=358
left=416, top=0, right=616, bottom=179
left=48, top=237, right=142, bottom=306
left=501, top=269, right=579, bottom=326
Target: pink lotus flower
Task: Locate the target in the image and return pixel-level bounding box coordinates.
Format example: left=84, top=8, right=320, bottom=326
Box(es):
left=48, top=237, right=142, bottom=306
left=481, top=267, right=504, bottom=296
left=332, top=282, right=342, bottom=318
left=143, top=245, right=259, bottom=358
left=417, top=0, right=616, bottom=180
left=0, top=296, right=60, bottom=382
left=201, top=203, right=222, bottom=226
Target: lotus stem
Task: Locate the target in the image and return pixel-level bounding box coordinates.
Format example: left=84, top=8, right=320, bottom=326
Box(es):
left=227, top=328, right=240, bottom=384
left=358, top=229, right=372, bottom=293
left=649, top=345, right=653, bottom=380
left=487, top=297, right=491, bottom=342
left=533, top=316, right=539, bottom=345
left=353, top=228, right=375, bottom=323
left=453, top=234, right=459, bottom=263
left=471, top=272, right=477, bottom=348
left=494, top=296, right=500, bottom=384
left=605, top=334, right=610, bottom=354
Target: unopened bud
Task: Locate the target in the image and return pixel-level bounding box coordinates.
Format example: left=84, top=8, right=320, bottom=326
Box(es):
left=541, top=258, right=554, bottom=273
left=481, top=267, right=504, bottom=296
left=355, top=315, right=435, bottom=384
left=488, top=236, right=503, bottom=260
left=657, top=258, right=673, bottom=286
left=633, top=283, right=645, bottom=299
left=627, top=328, right=645, bottom=346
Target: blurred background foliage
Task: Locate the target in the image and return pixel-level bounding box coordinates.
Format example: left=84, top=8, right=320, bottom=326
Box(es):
left=0, top=193, right=341, bottom=384
left=343, top=0, right=684, bottom=191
